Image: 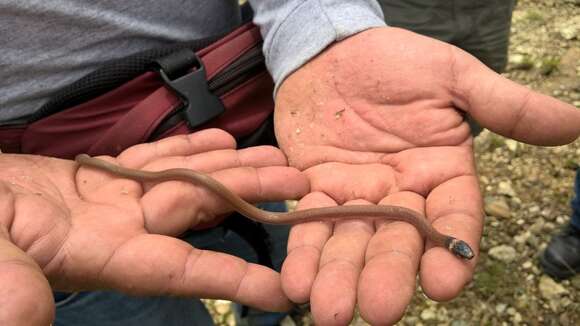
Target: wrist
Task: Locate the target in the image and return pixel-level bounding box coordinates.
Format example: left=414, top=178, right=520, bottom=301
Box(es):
left=252, top=0, right=386, bottom=94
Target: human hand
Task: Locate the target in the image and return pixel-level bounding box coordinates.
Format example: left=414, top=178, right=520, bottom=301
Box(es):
left=0, top=129, right=309, bottom=325
left=275, top=27, right=580, bottom=325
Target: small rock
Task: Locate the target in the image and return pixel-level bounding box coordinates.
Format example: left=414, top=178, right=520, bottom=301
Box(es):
left=539, top=276, right=568, bottom=300
left=529, top=218, right=545, bottom=234
left=420, top=308, right=437, bottom=321
left=556, top=215, right=568, bottom=224
left=560, top=313, right=571, bottom=326
left=522, top=261, right=533, bottom=269
left=505, top=139, right=519, bottom=152
left=509, top=54, right=534, bottom=70
left=560, top=26, right=578, bottom=40
left=571, top=276, right=580, bottom=290
left=450, top=320, right=469, bottom=326
left=512, top=312, right=523, bottom=323
left=495, top=303, right=508, bottom=314
left=214, top=300, right=232, bottom=315
left=489, top=245, right=517, bottom=263
left=526, top=274, right=534, bottom=282
left=498, top=181, right=517, bottom=197
left=526, top=234, right=540, bottom=248
left=544, top=222, right=556, bottom=231
left=226, top=314, right=236, bottom=326
left=484, top=198, right=512, bottom=218
left=528, top=205, right=541, bottom=214
left=514, top=231, right=531, bottom=244
left=280, top=316, right=296, bottom=326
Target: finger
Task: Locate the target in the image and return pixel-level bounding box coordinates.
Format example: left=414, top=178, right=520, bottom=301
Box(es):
left=358, top=192, right=424, bottom=325
left=142, top=145, right=290, bottom=176
left=118, top=128, right=237, bottom=167
left=309, top=199, right=374, bottom=326
left=78, top=145, right=290, bottom=205
left=281, top=192, right=334, bottom=303
left=305, top=162, right=397, bottom=204
left=383, top=146, right=475, bottom=197
left=452, top=48, right=580, bottom=145
left=420, top=174, right=482, bottom=301
left=0, top=184, right=54, bottom=325
left=97, top=234, right=292, bottom=312
left=141, top=165, right=309, bottom=235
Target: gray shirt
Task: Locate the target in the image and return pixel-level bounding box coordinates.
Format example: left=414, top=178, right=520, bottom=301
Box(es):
left=0, top=0, right=385, bottom=123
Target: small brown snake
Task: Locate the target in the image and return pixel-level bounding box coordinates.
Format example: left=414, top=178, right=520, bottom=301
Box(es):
left=75, top=154, right=474, bottom=260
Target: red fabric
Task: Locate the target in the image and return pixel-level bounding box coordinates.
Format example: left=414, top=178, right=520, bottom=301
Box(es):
left=0, top=23, right=275, bottom=159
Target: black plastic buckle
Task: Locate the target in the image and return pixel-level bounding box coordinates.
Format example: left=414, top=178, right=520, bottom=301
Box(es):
left=156, top=49, right=225, bottom=129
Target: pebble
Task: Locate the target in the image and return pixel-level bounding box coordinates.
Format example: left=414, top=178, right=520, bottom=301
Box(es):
left=404, top=316, right=420, bottom=325
left=484, top=197, right=512, bottom=218
left=539, top=276, right=569, bottom=300
left=505, top=139, right=519, bottom=152
left=450, top=320, right=470, bottom=326
left=226, top=314, right=236, bottom=326
left=571, top=276, right=580, bottom=290
left=528, top=205, right=541, bottom=214
left=214, top=300, right=232, bottom=315
left=488, top=245, right=517, bottom=263
left=514, top=231, right=531, bottom=244
left=560, top=26, right=578, bottom=40
left=522, top=261, right=533, bottom=269
left=498, top=181, right=517, bottom=197
left=495, top=303, right=508, bottom=314
left=529, top=218, right=545, bottom=234
left=509, top=54, right=533, bottom=70
left=556, top=215, right=567, bottom=224
left=513, top=312, right=523, bottom=323
left=280, top=316, right=296, bottom=326
left=420, top=307, right=437, bottom=321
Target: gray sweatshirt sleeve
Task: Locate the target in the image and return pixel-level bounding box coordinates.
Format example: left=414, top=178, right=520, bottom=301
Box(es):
left=248, top=0, right=386, bottom=93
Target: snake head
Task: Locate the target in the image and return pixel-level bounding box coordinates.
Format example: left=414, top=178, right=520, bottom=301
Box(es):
left=446, top=238, right=475, bottom=260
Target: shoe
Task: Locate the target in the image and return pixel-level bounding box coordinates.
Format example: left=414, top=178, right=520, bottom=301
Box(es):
left=540, top=223, right=580, bottom=280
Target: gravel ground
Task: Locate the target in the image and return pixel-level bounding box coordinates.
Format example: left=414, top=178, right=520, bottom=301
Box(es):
left=206, top=0, right=580, bottom=324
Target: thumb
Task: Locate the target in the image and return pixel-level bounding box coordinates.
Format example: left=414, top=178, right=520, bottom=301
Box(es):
left=451, top=47, right=580, bottom=145
left=0, top=184, right=55, bottom=325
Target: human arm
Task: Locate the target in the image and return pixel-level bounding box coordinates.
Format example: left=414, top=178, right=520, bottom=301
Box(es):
left=247, top=1, right=580, bottom=324
left=0, top=129, right=310, bottom=325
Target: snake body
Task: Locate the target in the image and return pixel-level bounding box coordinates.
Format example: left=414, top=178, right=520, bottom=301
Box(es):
left=75, top=154, right=474, bottom=260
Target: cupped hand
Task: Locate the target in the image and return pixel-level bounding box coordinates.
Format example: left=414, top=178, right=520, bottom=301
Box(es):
left=0, top=129, right=309, bottom=325
left=275, top=27, right=580, bottom=325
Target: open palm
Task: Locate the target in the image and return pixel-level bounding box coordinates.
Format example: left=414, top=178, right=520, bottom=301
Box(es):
left=274, top=27, right=580, bottom=325
left=0, top=129, right=309, bottom=325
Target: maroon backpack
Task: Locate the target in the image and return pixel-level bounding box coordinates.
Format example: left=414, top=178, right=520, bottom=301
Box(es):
left=0, top=22, right=275, bottom=158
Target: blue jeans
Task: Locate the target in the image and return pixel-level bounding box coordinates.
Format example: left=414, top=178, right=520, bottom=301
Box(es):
left=571, top=169, right=580, bottom=230
left=53, top=202, right=290, bottom=326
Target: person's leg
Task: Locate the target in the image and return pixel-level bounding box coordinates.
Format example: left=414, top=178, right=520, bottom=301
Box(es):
left=451, top=0, right=517, bottom=74
left=540, top=169, right=580, bottom=280
left=379, top=0, right=456, bottom=44
left=185, top=202, right=291, bottom=326
left=54, top=291, right=213, bottom=326
left=378, top=0, right=516, bottom=136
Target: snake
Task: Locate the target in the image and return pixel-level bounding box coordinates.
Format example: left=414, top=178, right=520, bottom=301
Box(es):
left=75, top=154, right=474, bottom=260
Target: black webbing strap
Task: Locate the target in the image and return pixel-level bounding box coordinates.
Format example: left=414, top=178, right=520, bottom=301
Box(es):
left=31, top=35, right=223, bottom=123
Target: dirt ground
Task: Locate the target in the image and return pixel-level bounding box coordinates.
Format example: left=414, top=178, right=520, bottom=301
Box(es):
left=206, top=0, right=580, bottom=324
